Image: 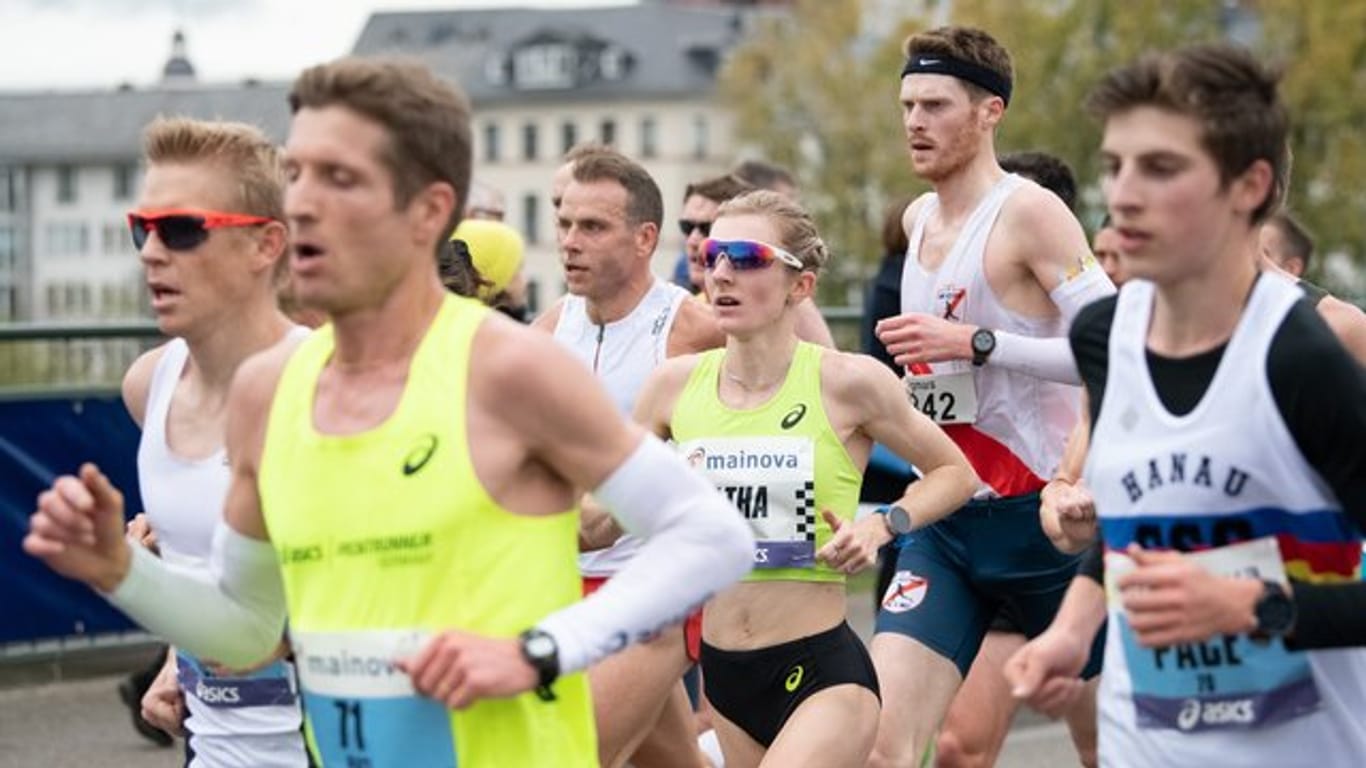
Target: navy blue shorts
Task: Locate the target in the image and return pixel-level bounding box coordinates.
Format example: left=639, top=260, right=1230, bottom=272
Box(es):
left=874, top=492, right=1105, bottom=678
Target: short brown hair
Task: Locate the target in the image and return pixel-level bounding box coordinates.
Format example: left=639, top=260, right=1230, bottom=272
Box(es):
left=1267, top=211, right=1314, bottom=270
left=716, top=190, right=829, bottom=275
left=143, top=117, right=284, bottom=220
left=683, top=174, right=755, bottom=206
left=570, top=149, right=664, bottom=228
left=904, top=27, right=1013, bottom=103
left=289, top=57, right=472, bottom=241
left=1086, top=44, right=1289, bottom=223
left=1000, top=151, right=1077, bottom=210
left=562, top=141, right=613, bottom=165
left=731, top=160, right=795, bottom=193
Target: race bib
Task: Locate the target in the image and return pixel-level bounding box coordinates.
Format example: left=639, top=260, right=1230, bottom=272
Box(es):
left=293, top=629, right=458, bottom=768
left=679, top=436, right=816, bottom=569
left=904, top=371, right=977, bottom=425
left=176, top=653, right=297, bottom=709
left=1105, top=538, right=1320, bottom=733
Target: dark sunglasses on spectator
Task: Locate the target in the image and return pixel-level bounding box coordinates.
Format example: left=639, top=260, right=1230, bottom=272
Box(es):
left=678, top=218, right=713, bottom=237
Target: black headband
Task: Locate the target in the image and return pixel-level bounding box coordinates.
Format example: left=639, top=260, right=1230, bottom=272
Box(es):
left=901, top=54, right=1012, bottom=106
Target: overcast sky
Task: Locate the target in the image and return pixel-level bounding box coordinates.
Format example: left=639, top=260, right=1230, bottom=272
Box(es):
left=0, top=0, right=634, bottom=91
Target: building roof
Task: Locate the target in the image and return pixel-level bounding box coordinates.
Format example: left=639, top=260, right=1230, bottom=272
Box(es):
left=0, top=82, right=291, bottom=164
left=351, top=4, right=753, bottom=105
left=0, top=4, right=766, bottom=164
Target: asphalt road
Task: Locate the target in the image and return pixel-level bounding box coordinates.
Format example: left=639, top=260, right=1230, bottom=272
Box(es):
left=0, top=585, right=1081, bottom=767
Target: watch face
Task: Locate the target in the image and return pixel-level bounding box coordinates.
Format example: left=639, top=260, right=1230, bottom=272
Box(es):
left=887, top=506, right=913, bottom=535
left=1258, top=593, right=1295, bottom=634
left=526, top=635, right=556, bottom=659
left=972, top=330, right=994, bottom=353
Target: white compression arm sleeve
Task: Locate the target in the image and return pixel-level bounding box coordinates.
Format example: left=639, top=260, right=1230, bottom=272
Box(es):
left=105, top=523, right=286, bottom=669
left=990, top=332, right=1081, bottom=385
left=537, top=435, right=753, bottom=673
left=986, top=265, right=1114, bottom=386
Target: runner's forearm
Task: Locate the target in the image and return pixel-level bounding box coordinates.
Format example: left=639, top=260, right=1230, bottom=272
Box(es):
left=105, top=525, right=286, bottom=669
left=537, top=436, right=753, bottom=673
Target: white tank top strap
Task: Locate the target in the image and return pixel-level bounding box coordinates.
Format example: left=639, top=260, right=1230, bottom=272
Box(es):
left=142, top=338, right=190, bottom=453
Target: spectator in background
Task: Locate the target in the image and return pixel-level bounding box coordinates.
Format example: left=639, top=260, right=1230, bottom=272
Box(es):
left=862, top=195, right=917, bottom=373
left=466, top=178, right=507, bottom=221
left=999, top=151, right=1078, bottom=209
left=731, top=158, right=799, bottom=200
left=1260, top=209, right=1313, bottom=278
left=1092, top=219, right=1129, bottom=288
left=444, top=218, right=530, bottom=321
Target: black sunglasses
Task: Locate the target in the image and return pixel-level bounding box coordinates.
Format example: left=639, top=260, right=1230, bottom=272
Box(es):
left=127, top=208, right=273, bottom=251
left=678, top=218, right=712, bottom=238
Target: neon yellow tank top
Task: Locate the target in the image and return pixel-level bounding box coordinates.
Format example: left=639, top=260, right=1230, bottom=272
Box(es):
left=259, top=295, right=595, bottom=768
left=671, top=341, right=861, bottom=583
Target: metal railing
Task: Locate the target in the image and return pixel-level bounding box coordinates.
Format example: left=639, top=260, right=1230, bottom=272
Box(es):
left=0, top=320, right=163, bottom=399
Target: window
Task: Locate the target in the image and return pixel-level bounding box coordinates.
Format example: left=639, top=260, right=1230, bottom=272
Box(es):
left=0, top=225, right=14, bottom=271
left=522, top=193, right=540, bottom=246
left=46, top=284, right=60, bottom=316
left=483, top=122, right=501, bottom=163
left=56, top=165, right=77, bottom=203
left=0, top=167, right=15, bottom=212
left=691, top=115, right=709, bottom=161
left=600, top=118, right=617, bottom=147
left=640, top=116, right=658, bottom=159
left=102, top=223, right=128, bottom=255
left=46, top=222, right=89, bottom=256
left=0, top=286, right=14, bottom=321
left=512, top=44, right=576, bottom=90
left=101, top=284, right=117, bottom=316
left=113, top=164, right=136, bottom=200
left=560, top=120, right=577, bottom=156
left=522, top=121, right=539, bottom=162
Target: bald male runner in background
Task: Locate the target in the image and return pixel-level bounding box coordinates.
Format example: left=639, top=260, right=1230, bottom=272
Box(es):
left=26, top=57, right=753, bottom=768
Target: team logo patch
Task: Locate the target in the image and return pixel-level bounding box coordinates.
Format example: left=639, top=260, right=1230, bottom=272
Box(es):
left=936, top=286, right=967, bottom=321
left=882, top=570, right=929, bottom=613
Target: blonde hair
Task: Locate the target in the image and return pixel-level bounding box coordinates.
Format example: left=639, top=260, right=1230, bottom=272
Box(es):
left=714, top=190, right=829, bottom=275
left=142, top=117, right=284, bottom=220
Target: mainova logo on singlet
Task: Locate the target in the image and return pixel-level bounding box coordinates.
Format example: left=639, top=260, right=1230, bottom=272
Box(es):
left=680, top=436, right=815, bottom=568
left=294, top=630, right=459, bottom=768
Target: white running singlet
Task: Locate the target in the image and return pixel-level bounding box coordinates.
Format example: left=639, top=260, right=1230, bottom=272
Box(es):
left=553, top=279, right=688, bottom=577
left=1087, top=275, right=1366, bottom=767
left=139, top=335, right=308, bottom=768
left=900, top=174, right=1104, bottom=497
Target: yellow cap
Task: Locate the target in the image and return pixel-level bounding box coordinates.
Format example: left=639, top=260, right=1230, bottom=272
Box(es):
left=451, top=219, right=525, bottom=300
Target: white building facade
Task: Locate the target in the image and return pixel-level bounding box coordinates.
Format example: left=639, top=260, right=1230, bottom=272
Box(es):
left=0, top=2, right=772, bottom=323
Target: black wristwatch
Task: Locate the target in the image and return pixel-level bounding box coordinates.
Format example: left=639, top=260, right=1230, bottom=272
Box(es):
left=1250, top=580, right=1296, bottom=643
left=970, top=328, right=996, bottom=367
left=518, top=628, right=560, bottom=701
left=878, top=505, right=914, bottom=536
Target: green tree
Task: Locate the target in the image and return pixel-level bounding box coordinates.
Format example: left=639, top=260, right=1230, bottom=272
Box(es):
left=1259, top=0, right=1366, bottom=294
left=720, top=0, right=1365, bottom=301
left=719, top=0, right=923, bottom=305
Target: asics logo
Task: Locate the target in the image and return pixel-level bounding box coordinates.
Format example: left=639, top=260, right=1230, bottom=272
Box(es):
left=784, top=665, right=804, bottom=692
left=402, top=434, right=439, bottom=476
left=780, top=403, right=807, bottom=430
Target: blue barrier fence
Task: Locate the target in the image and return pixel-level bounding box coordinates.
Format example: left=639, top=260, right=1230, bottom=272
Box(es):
left=1, top=393, right=144, bottom=646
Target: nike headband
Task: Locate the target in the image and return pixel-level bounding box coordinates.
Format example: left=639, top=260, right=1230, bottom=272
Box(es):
left=901, top=54, right=1012, bottom=106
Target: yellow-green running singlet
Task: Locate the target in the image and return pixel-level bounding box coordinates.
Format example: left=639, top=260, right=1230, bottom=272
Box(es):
left=671, top=341, right=861, bottom=582
left=259, top=294, right=596, bottom=767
